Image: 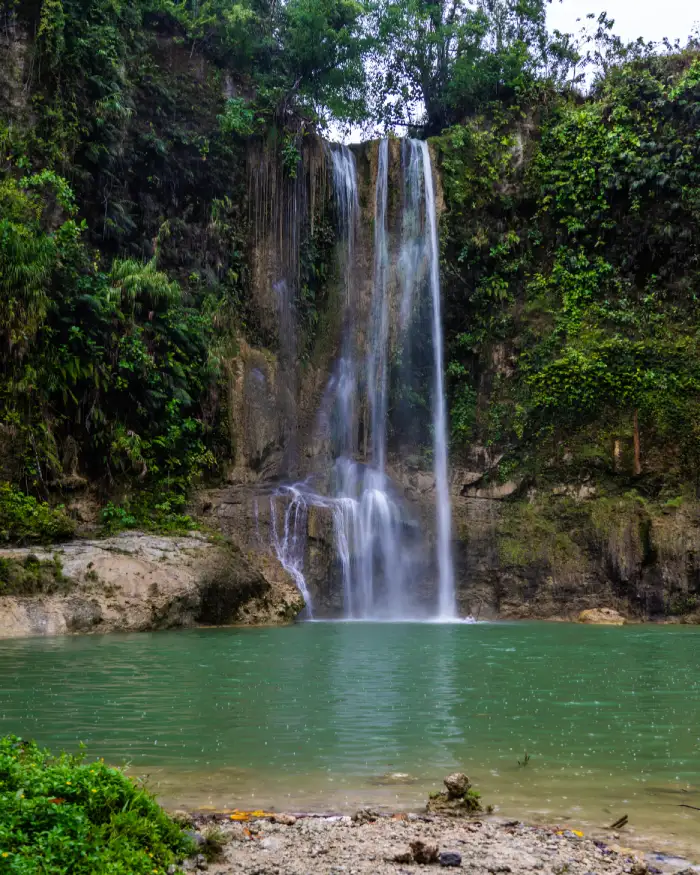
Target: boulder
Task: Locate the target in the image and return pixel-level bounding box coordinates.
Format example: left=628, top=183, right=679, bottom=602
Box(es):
left=578, top=608, right=626, bottom=625
left=439, top=851, right=463, bottom=867
left=444, top=772, right=470, bottom=799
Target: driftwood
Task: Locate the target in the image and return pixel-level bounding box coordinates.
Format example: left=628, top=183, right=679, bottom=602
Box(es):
left=608, top=815, right=628, bottom=829
left=679, top=804, right=700, bottom=811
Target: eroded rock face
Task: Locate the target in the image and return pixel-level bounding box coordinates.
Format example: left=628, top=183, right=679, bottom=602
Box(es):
left=0, top=532, right=304, bottom=638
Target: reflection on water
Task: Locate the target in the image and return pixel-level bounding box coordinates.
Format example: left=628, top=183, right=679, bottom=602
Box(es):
left=0, top=622, right=699, bottom=857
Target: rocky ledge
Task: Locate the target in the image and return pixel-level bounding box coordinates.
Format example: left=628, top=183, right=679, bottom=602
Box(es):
left=0, top=532, right=304, bottom=637
left=177, top=810, right=699, bottom=875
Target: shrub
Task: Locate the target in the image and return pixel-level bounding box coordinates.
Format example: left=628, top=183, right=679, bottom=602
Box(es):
left=0, top=735, right=195, bottom=873
left=0, top=484, right=75, bottom=544
left=100, top=493, right=195, bottom=535
left=0, top=555, right=68, bottom=596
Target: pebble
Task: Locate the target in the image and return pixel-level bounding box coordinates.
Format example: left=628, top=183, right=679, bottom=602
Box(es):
left=187, top=813, right=699, bottom=875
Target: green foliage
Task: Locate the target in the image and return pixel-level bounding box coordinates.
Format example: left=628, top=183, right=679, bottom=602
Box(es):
left=217, top=97, right=260, bottom=136
left=153, top=0, right=370, bottom=127
left=441, top=48, right=700, bottom=484
left=0, top=485, right=75, bottom=544
left=0, top=554, right=68, bottom=596
left=0, top=735, right=194, bottom=873
left=108, top=258, right=181, bottom=314
left=0, top=174, right=77, bottom=353
left=100, top=494, right=195, bottom=535
left=369, top=0, right=576, bottom=133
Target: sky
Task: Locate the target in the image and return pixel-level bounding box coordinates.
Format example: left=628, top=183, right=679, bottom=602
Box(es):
left=547, top=0, right=699, bottom=46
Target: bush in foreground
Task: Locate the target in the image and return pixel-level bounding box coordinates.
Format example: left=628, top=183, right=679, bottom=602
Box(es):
left=0, top=736, right=194, bottom=874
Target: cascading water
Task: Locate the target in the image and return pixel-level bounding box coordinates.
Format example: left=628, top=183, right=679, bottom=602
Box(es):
left=270, top=485, right=314, bottom=616
left=367, top=138, right=390, bottom=473
left=419, top=140, right=456, bottom=618
left=271, top=139, right=456, bottom=620
left=327, top=140, right=419, bottom=619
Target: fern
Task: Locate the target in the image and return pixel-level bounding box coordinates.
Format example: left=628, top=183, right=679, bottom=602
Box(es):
left=108, top=258, right=181, bottom=313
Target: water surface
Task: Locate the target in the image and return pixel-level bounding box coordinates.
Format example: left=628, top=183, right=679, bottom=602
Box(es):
left=1, top=622, right=699, bottom=857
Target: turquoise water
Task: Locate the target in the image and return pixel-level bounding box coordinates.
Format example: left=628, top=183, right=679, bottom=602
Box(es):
left=1, top=622, right=699, bottom=854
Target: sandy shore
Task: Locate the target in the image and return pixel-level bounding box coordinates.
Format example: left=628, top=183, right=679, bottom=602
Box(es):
left=179, top=811, right=700, bottom=875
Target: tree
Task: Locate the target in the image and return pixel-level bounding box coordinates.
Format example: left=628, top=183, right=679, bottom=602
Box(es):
left=368, top=0, right=576, bottom=133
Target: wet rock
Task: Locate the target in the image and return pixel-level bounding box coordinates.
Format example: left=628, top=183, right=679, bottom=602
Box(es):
left=439, top=851, right=462, bottom=867
left=352, top=808, right=379, bottom=824
left=578, top=607, right=626, bottom=625
left=410, top=840, right=439, bottom=864
left=444, top=773, right=470, bottom=799
left=271, top=813, right=296, bottom=826
left=186, top=830, right=206, bottom=847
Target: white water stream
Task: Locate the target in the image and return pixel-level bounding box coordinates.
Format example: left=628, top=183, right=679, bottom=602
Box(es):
left=272, top=140, right=455, bottom=619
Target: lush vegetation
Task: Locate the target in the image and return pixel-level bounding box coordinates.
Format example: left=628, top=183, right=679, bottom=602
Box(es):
left=440, top=47, right=700, bottom=494
left=1, top=0, right=699, bottom=541
left=0, top=735, right=194, bottom=873
left=0, top=484, right=74, bottom=543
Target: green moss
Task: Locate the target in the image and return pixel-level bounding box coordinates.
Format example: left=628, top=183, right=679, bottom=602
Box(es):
left=498, top=499, right=584, bottom=574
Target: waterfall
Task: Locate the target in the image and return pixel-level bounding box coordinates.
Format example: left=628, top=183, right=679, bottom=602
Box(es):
left=418, top=140, right=456, bottom=618
left=270, top=485, right=314, bottom=617
left=327, top=141, right=416, bottom=619
left=367, top=139, right=390, bottom=473
left=271, top=138, right=456, bottom=621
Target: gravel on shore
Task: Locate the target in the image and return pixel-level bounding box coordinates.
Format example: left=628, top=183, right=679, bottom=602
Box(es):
left=182, top=811, right=700, bottom=875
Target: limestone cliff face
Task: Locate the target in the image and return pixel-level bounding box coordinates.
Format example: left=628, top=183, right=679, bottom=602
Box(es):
left=217, top=139, right=700, bottom=624
left=0, top=533, right=304, bottom=637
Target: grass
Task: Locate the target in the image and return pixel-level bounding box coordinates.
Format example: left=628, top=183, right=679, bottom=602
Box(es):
left=0, top=736, right=194, bottom=874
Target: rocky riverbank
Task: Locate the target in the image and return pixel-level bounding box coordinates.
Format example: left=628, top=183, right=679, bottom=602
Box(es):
left=0, top=532, right=304, bottom=637
left=177, top=811, right=700, bottom=875
left=171, top=774, right=700, bottom=875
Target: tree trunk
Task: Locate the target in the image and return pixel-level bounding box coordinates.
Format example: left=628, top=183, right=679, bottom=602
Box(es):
left=633, top=409, right=641, bottom=475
